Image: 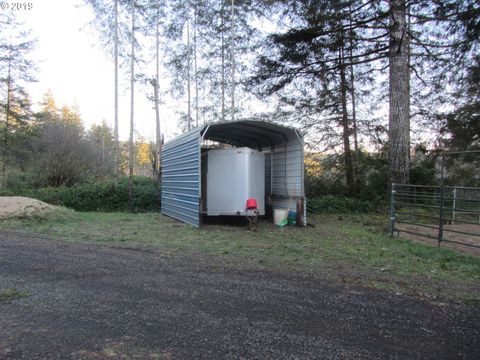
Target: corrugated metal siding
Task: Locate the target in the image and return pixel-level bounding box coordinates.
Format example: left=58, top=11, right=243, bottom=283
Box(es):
left=161, top=121, right=305, bottom=227
left=271, top=141, right=303, bottom=197
left=270, top=131, right=306, bottom=224
left=161, top=129, right=202, bottom=227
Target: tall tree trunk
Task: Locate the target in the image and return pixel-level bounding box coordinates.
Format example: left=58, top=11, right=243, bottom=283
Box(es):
left=186, top=15, right=191, bottom=131
left=388, top=0, right=410, bottom=185
left=154, top=4, right=162, bottom=208
left=349, top=5, right=360, bottom=195
left=339, top=45, right=355, bottom=196
left=230, top=0, right=235, bottom=122
left=221, top=4, right=225, bottom=122
left=155, top=4, right=161, bottom=182
left=194, top=6, right=199, bottom=127
left=128, top=1, right=136, bottom=209
left=114, top=0, right=119, bottom=186
left=2, top=60, right=11, bottom=188
left=349, top=61, right=360, bottom=195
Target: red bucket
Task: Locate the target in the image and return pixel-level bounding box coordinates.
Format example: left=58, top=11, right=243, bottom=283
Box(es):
left=246, top=198, right=257, bottom=210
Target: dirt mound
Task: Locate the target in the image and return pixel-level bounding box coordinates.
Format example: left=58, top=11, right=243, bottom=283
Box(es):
left=0, top=196, right=56, bottom=219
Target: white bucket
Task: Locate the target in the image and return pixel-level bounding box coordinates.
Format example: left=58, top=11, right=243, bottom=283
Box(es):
left=273, top=208, right=287, bottom=225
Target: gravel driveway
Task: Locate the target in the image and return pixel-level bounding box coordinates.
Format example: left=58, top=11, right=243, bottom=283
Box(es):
left=0, top=231, right=479, bottom=359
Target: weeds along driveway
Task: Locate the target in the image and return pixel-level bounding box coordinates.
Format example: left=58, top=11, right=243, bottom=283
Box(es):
left=0, top=231, right=479, bottom=360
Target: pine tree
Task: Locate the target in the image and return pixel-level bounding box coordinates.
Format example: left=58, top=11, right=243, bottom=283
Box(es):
left=84, top=0, right=134, bottom=184
left=388, top=0, right=410, bottom=185
left=128, top=0, right=136, bottom=209
left=251, top=0, right=479, bottom=189
left=114, top=0, right=119, bottom=185
left=88, top=120, right=115, bottom=179
left=163, top=0, right=258, bottom=127
left=0, top=13, right=37, bottom=187
left=34, top=92, right=93, bottom=186
left=442, top=56, right=480, bottom=150
left=250, top=0, right=380, bottom=195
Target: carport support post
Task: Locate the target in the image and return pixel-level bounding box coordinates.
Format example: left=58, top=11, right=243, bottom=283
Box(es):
left=389, top=183, right=396, bottom=237
left=270, top=146, right=274, bottom=196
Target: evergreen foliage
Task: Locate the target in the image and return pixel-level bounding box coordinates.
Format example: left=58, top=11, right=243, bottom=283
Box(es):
left=441, top=56, right=480, bottom=150
left=0, top=2, right=479, bottom=212
left=1, top=176, right=159, bottom=212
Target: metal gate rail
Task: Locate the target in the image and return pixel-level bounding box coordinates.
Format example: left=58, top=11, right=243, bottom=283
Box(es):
left=390, top=183, right=480, bottom=249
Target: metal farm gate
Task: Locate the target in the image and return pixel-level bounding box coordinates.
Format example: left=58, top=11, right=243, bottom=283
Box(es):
left=389, top=150, right=480, bottom=250
left=390, top=184, right=480, bottom=249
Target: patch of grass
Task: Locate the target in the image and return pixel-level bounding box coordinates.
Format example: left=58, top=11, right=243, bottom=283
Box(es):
left=0, top=288, right=29, bottom=303
left=1, top=211, right=479, bottom=303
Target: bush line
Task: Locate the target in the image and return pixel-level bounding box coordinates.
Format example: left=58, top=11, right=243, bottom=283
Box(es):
left=1, top=178, right=383, bottom=214
left=0, top=176, right=159, bottom=213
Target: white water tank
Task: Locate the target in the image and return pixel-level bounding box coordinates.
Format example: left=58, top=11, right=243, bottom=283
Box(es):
left=206, top=147, right=265, bottom=216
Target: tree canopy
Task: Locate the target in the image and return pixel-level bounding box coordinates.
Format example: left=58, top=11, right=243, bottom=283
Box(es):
left=1, top=0, right=479, bottom=196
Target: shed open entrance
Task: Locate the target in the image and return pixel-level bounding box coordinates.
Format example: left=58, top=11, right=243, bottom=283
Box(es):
left=161, top=120, right=305, bottom=227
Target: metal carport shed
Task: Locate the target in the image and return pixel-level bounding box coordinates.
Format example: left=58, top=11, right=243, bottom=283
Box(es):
left=161, top=120, right=305, bottom=227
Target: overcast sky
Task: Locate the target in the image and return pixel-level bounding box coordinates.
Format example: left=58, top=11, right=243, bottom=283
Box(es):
left=13, top=0, right=179, bottom=141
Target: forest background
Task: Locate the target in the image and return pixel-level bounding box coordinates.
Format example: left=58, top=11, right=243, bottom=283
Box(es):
left=0, top=0, right=478, bottom=212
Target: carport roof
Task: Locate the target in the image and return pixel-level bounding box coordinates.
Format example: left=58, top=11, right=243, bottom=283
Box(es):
left=161, top=119, right=305, bottom=227
left=199, top=120, right=303, bottom=150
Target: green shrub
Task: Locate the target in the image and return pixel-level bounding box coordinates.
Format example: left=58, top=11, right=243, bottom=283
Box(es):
left=305, top=173, right=347, bottom=198
left=0, top=188, right=16, bottom=196
left=11, top=176, right=159, bottom=212
left=307, top=195, right=379, bottom=214
left=304, top=152, right=390, bottom=202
